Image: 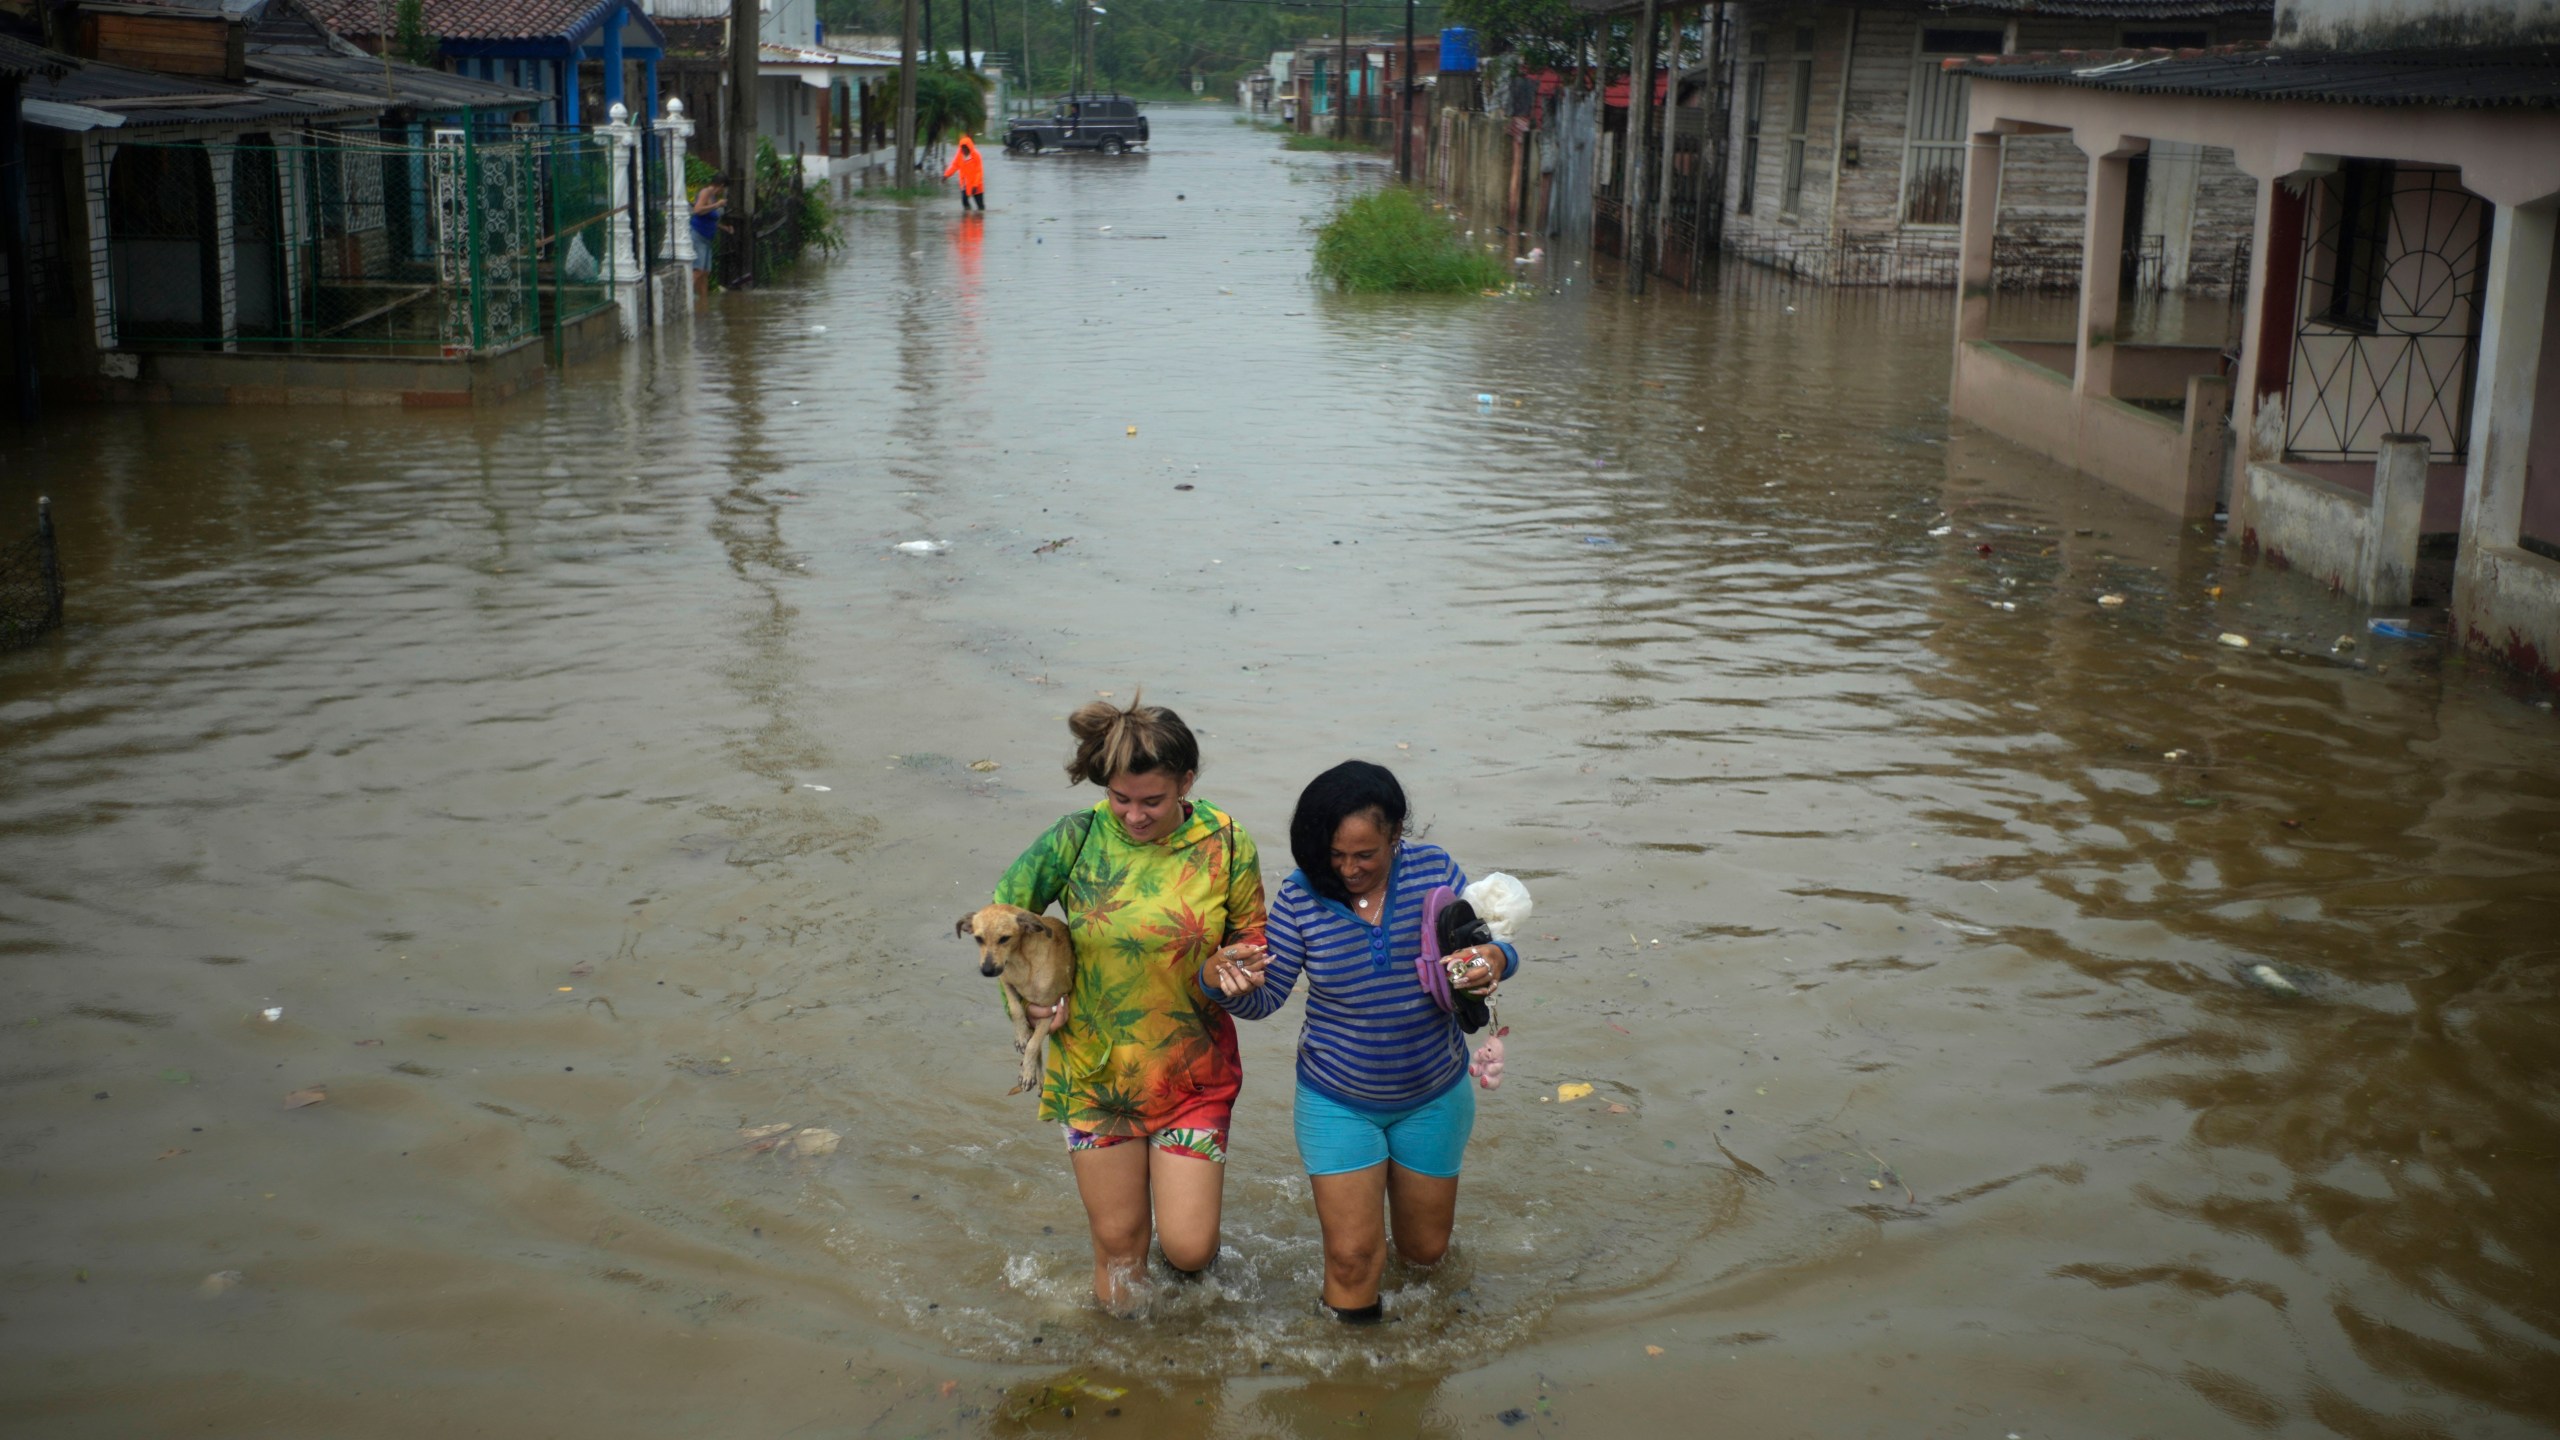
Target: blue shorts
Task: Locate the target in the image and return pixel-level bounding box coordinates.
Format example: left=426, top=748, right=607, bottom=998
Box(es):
left=1294, top=1076, right=1476, bottom=1179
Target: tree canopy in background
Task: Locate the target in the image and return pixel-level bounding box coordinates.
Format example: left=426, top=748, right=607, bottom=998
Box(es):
left=1439, top=0, right=1581, bottom=70
left=816, top=0, right=1444, bottom=100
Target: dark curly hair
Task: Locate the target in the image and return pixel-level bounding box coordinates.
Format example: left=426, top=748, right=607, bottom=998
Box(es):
left=1288, top=760, right=1408, bottom=904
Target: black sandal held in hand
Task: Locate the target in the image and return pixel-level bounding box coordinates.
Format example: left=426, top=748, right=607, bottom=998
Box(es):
left=1434, top=898, right=1495, bottom=1035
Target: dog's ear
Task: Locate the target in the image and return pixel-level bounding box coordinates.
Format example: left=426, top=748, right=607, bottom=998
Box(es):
left=956, top=912, right=978, bottom=940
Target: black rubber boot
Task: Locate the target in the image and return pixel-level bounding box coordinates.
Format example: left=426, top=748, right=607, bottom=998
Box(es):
left=1327, top=1300, right=1384, bottom=1325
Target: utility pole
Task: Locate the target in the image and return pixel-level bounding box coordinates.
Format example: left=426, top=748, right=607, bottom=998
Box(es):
left=725, top=0, right=758, bottom=288
left=1398, top=0, right=1413, bottom=180
left=1624, top=0, right=1657, bottom=293
left=960, top=0, right=971, bottom=71
left=1335, top=0, right=1347, bottom=141
left=896, top=0, right=918, bottom=180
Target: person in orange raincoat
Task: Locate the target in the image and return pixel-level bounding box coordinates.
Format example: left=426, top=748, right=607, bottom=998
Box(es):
left=944, top=134, right=986, bottom=212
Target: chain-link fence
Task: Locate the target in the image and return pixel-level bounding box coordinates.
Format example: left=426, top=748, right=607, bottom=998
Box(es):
left=0, top=497, right=65, bottom=651
left=99, top=131, right=626, bottom=356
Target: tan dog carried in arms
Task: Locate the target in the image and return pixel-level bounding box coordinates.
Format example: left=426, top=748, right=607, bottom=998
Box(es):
left=958, top=903, right=1077, bottom=1095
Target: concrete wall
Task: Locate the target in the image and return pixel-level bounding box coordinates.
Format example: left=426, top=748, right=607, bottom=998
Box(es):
left=2241, top=461, right=2375, bottom=587
left=1954, top=339, right=2226, bottom=514
left=57, top=335, right=552, bottom=407
left=2527, top=251, right=2560, bottom=550
left=2277, top=0, right=2560, bottom=48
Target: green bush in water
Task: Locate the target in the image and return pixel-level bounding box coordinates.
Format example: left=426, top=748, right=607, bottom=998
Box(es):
left=1314, top=187, right=1511, bottom=294
left=1282, top=132, right=1378, bottom=152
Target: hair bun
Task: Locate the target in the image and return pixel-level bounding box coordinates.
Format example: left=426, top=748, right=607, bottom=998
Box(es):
left=1064, top=689, right=1200, bottom=787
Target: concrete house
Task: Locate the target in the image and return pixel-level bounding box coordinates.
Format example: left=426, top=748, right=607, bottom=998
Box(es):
left=655, top=2, right=901, bottom=174
left=309, top=0, right=668, bottom=129
left=1712, top=0, right=2273, bottom=285
left=6, top=0, right=694, bottom=410
left=1948, top=0, right=2560, bottom=683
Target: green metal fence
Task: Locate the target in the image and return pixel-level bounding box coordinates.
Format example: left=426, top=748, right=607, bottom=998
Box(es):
left=100, top=131, right=623, bottom=356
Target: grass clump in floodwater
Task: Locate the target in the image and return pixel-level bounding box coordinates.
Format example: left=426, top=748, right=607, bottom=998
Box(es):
left=1313, top=186, right=1510, bottom=294
left=1283, top=132, right=1379, bottom=153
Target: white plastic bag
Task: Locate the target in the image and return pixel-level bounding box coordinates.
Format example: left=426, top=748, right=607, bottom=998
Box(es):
left=562, top=232, right=599, bottom=283
left=1460, top=873, right=1532, bottom=941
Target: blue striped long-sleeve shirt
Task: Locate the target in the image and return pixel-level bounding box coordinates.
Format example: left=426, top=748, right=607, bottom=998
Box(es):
left=1208, top=841, right=1518, bottom=1111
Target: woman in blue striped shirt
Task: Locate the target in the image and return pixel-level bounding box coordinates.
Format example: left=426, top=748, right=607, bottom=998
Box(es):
left=1205, top=760, right=1516, bottom=1323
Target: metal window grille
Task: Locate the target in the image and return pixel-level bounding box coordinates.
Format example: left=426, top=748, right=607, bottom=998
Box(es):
left=1781, top=56, right=1811, bottom=214
left=1901, top=29, right=1999, bottom=228
left=2, top=145, right=74, bottom=321
left=1738, top=58, right=1763, bottom=215
left=2286, top=165, right=2487, bottom=463
left=95, top=131, right=621, bottom=356
left=2323, top=159, right=2391, bottom=331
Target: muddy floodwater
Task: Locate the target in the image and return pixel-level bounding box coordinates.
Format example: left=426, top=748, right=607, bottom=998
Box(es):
left=5, top=107, right=2559, bottom=1438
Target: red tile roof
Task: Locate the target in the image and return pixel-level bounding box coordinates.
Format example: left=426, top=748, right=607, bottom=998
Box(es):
left=309, top=0, right=619, bottom=43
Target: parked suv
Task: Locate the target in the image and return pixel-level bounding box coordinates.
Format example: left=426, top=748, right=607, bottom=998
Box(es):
left=1004, top=95, right=1149, bottom=154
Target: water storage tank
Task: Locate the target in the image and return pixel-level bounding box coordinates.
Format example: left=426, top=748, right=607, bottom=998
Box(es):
left=1439, top=26, right=1478, bottom=73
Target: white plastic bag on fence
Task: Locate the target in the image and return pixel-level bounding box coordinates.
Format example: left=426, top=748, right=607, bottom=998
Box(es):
left=562, top=232, right=600, bottom=283
left=1460, top=873, right=1532, bottom=942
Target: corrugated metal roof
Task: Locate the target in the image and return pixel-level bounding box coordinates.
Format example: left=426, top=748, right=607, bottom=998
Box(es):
left=24, top=51, right=385, bottom=126
left=0, top=33, right=76, bottom=79
left=1956, top=43, right=2560, bottom=107
left=249, top=51, right=551, bottom=110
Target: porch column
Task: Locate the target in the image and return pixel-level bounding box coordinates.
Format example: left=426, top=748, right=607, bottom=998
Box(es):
left=1955, top=131, right=2001, bottom=348
left=598, top=103, right=643, bottom=334
left=644, top=55, right=659, bottom=121
left=205, top=140, right=239, bottom=350
left=2452, top=197, right=2558, bottom=625
left=565, top=49, right=583, bottom=128
left=660, top=97, right=697, bottom=265
left=2235, top=176, right=2307, bottom=466
left=2074, top=142, right=2139, bottom=401
left=604, top=12, right=626, bottom=111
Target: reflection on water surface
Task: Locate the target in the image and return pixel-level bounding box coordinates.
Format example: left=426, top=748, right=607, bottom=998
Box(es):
left=3, top=107, right=2556, bottom=1438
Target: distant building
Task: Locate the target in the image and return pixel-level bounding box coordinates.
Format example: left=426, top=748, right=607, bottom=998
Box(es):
left=1704, top=0, right=2273, bottom=286
left=1291, top=35, right=1437, bottom=141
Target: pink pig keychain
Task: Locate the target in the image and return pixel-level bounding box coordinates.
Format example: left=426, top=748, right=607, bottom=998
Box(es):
left=1469, top=1012, right=1508, bottom=1091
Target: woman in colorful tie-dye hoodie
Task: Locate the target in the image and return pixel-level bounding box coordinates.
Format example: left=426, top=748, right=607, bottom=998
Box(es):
left=992, top=693, right=1268, bottom=1311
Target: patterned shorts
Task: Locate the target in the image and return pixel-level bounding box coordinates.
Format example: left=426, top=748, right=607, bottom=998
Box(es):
left=1064, top=1124, right=1227, bottom=1165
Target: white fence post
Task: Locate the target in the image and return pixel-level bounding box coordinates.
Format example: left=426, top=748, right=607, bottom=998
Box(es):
left=597, top=103, right=644, bottom=335
left=660, top=97, right=697, bottom=267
